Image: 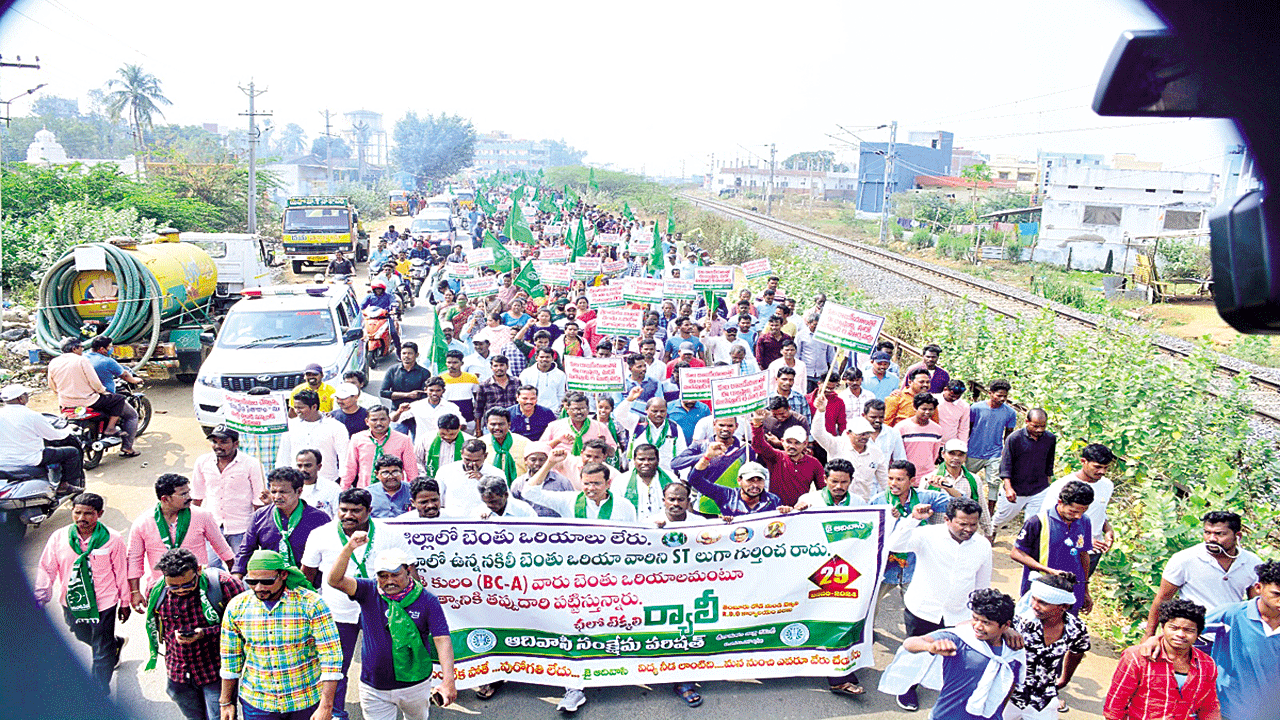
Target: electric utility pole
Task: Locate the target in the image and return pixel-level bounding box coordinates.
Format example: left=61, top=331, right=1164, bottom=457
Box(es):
left=320, top=109, right=335, bottom=190
left=767, top=143, right=777, bottom=216
left=878, top=120, right=897, bottom=244
left=238, top=81, right=271, bottom=235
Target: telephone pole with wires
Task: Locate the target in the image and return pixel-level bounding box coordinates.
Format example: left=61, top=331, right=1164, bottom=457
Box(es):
left=879, top=121, right=897, bottom=244
left=238, top=81, right=271, bottom=235
left=767, top=143, right=777, bottom=216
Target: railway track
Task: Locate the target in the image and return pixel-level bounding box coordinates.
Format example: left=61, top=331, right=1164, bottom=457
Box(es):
left=683, top=192, right=1280, bottom=425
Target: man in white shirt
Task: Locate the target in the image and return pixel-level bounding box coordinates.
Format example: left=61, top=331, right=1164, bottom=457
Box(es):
left=476, top=475, right=538, bottom=519
left=299, top=486, right=412, bottom=720
left=463, top=337, right=495, bottom=383
left=276, top=389, right=349, bottom=483
left=863, top=398, right=906, bottom=463
left=887, top=496, right=993, bottom=711
left=0, top=383, right=84, bottom=493
left=610, top=443, right=674, bottom=521
left=397, top=377, right=463, bottom=440
left=413, top=413, right=471, bottom=478
left=639, top=338, right=667, bottom=383
left=836, top=369, right=871, bottom=427
left=651, top=482, right=698, bottom=527
left=809, top=411, right=887, bottom=504
left=766, top=339, right=807, bottom=392
left=435, top=438, right=508, bottom=519
left=295, top=448, right=340, bottom=518
left=615, top=394, right=687, bottom=474
left=518, top=347, right=567, bottom=410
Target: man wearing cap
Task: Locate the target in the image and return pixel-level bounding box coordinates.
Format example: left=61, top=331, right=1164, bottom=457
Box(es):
left=276, top=389, right=349, bottom=484
left=191, top=425, right=266, bottom=565
left=935, top=380, right=971, bottom=445
left=749, top=409, right=825, bottom=507
left=326, top=536, right=456, bottom=720
left=361, top=280, right=401, bottom=354
left=329, top=383, right=369, bottom=438
left=923, top=440, right=992, bottom=537
left=301, top=488, right=413, bottom=720
left=48, top=337, right=139, bottom=456
left=864, top=351, right=902, bottom=401
left=688, top=453, right=784, bottom=517
left=511, top=442, right=576, bottom=517
left=220, top=549, right=343, bottom=720
left=664, top=342, right=706, bottom=378
left=463, top=337, right=495, bottom=383
left=0, top=382, right=85, bottom=494
left=341, top=406, right=416, bottom=490
left=809, top=395, right=888, bottom=503
left=291, top=363, right=337, bottom=414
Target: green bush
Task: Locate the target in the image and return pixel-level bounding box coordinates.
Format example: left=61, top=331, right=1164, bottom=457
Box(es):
left=935, top=233, right=972, bottom=260
left=1156, top=238, right=1211, bottom=279
left=908, top=228, right=933, bottom=249
left=2, top=201, right=158, bottom=289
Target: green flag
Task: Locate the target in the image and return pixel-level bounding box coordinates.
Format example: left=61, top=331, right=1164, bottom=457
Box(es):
left=667, top=199, right=676, bottom=235
left=513, top=260, right=546, bottom=300
left=650, top=222, right=665, bottom=274
left=483, top=231, right=514, bottom=273
left=426, top=179, right=433, bottom=194
left=623, top=202, right=635, bottom=222
left=476, top=191, right=495, bottom=215
left=428, top=306, right=448, bottom=374
left=506, top=203, right=536, bottom=246
left=589, top=167, right=599, bottom=191
left=539, top=195, right=558, bottom=213
left=513, top=185, right=525, bottom=204
left=448, top=183, right=454, bottom=195
left=571, top=217, right=589, bottom=261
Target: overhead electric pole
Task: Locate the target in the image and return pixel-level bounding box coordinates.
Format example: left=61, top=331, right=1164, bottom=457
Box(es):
left=767, top=143, right=777, bottom=216
left=878, top=120, right=897, bottom=245
left=238, top=81, right=271, bottom=235
left=320, top=109, right=336, bottom=190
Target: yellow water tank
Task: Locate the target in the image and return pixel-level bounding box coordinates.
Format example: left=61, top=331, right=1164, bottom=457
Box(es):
left=70, top=238, right=217, bottom=322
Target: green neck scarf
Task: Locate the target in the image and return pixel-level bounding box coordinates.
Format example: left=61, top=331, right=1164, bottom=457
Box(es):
left=638, top=420, right=675, bottom=458
left=425, top=434, right=462, bottom=479
left=889, top=488, right=921, bottom=522
left=604, top=416, right=621, bottom=449
left=337, top=522, right=376, bottom=578
left=66, top=523, right=111, bottom=623
left=623, top=468, right=673, bottom=511
left=570, top=418, right=591, bottom=454
left=155, top=505, right=191, bottom=550
left=272, top=502, right=305, bottom=566
left=369, top=432, right=391, bottom=486
left=574, top=490, right=614, bottom=520
left=144, top=571, right=220, bottom=671
left=933, top=464, right=981, bottom=503
left=383, top=583, right=434, bottom=682
left=820, top=487, right=853, bottom=506
left=490, top=432, right=518, bottom=484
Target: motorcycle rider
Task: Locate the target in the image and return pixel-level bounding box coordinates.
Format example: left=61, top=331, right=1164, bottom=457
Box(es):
left=325, top=249, right=356, bottom=280
left=48, top=337, right=140, bottom=458
left=87, top=335, right=144, bottom=394
left=361, top=281, right=401, bottom=355
left=0, top=383, right=85, bottom=495
left=368, top=239, right=392, bottom=278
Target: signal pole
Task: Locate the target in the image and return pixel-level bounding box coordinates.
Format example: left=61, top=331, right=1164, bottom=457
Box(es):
left=238, top=81, right=271, bottom=235
left=878, top=121, right=897, bottom=244
left=320, top=109, right=336, bottom=190
left=767, top=143, right=776, bottom=216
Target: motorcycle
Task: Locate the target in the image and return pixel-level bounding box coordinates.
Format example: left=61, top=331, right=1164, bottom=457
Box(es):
left=410, top=258, right=430, bottom=298
left=362, top=306, right=395, bottom=367
left=61, top=383, right=153, bottom=469
left=0, top=415, right=83, bottom=540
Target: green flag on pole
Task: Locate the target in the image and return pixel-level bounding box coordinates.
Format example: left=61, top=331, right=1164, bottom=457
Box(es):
left=483, top=231, right=514, bottom=273
left=623, top=202, right=635, bottom=222
left=513, top=260, right=546, bottom=300
left=571, top=217, right=589, bottom=260
left=427, top=306, right=448, bottom=374
left=589, top=167, right=599, bottom=191
left=539, top=195, right=558, bottom=213
left=650, top=222, right=665, bottom=275
left=667, top=199, right=676, bottom=235
left=513, top=185, right=525, bottom=204
left=505, top=203, right=536, bottom=246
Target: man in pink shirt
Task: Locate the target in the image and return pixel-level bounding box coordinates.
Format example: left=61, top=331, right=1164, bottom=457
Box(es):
left=341, top=405, right=416, bottom=489
left=190, top=425, right=265, bottom=565
left=540, top=392, right=617, bottom=457
left=47, top=337, right=140, bottom=456
left=35, top=492, right=132, bottom=689
left=899, top=393, right=945, bottom=485
left=935, top=379, right=971, bottom=444
left=126, top=473, right=233, bottom=611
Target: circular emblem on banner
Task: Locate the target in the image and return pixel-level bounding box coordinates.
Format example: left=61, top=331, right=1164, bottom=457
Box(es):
left=466, top=629, right=497, bottom=654
left=780, top=622, right=810, bottom=647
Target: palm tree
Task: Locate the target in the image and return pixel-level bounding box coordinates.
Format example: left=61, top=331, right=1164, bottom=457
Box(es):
left=103, top=64, right=171, bottom=173
left=278, top=123, right=307, bottom=156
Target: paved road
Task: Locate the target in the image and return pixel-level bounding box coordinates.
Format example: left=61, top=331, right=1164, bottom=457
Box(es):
left=15, top=230, right=1119, bottom=719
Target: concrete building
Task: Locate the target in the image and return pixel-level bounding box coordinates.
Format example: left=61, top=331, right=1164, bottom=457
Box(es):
left=1110, top=153, right=1162, bottom=171
left=1035, top=151, right=1105, bottom=202
left=710, top=166, right=858, bottom=200
left=857, top=130, right=953, bottom=213
left=951, top=147, right=989, bottom=177
left=263, top=155, right=366, bottom=202
left=23, top=127, right=139, bottom=176
left=1036, top=164, right=1215, bottom=271
left=472, top=132, right=551, bottom=172
left=987, top=154, right=1040, bottom=192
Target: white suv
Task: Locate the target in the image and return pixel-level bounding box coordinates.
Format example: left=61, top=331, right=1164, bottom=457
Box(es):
left=193, top=284, right=366, bottom=430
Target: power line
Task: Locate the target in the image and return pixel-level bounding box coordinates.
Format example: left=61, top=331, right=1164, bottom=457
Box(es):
left=5, top=7, right=55, bottom=32
left=915, top=84, right=1094, bottom=125
left=966, top=118, right=1194, bottom=141
left=42, top=0, right=151, bottom=58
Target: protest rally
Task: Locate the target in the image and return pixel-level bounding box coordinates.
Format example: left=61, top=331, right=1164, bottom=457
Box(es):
left=6, top=171, right=1277, bottom=720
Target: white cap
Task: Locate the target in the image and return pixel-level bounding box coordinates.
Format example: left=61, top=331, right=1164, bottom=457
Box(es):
left=0, top=384, right=31, bottom=402
left=848, top=417, right=875, bottom=435
left=739, top=461, right=769, bottom=481
left=372, top=549, right=415, bottom=574
left=944, top=438, right=969, bottom=454
left=782, top=426, right=808, bottom=443
left=334, top=382, right=359, bottom=400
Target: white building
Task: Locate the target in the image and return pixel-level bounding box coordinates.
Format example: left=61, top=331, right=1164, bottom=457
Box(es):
left=708, top=166, right=858, bottom=200
left=24, top=127, right=139, bottom=176
left=1036, top=165, right=1215, bottom=271
left=472, top=132, right=551, bottom=172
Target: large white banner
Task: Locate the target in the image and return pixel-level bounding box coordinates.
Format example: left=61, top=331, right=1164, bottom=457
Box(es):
left=388, top=509, right=891, bottom=689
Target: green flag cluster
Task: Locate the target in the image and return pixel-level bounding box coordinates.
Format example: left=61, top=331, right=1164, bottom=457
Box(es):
left=623, top=202, right=635, bottom=222
left=667, top=199, right=676, bottom=235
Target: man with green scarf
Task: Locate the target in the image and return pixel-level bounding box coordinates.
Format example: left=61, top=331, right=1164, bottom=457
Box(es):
left=478, top=408, right=527, bottom=483
left=231, top=467, right=331, bottom=584
left=35, top=492, right=131, bottom=690
left=327, top=535, right=455, bottom=719
left=127, top=473, right=235, bottom=612
left=220, top=549, right=341, bottom=719
left=793, top=459, right=864, bottom=511
left=413, top=413, right=470, bottom=479
left=143, top=548, right=245, bottom=720
left=609, top=443, right=674, bottom=521
left=301, top=488, right=414, bottom=720
left=871, top=460, right=954, bottom=586
left=539, top=392, right=617, bottom=461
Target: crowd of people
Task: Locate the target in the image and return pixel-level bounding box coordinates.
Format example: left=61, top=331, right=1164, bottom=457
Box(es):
left=7, top=182, right=1277, bottom=720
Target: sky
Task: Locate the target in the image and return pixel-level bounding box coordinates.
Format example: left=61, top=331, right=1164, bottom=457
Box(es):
left=0, top=0, right=1240, bottom=179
